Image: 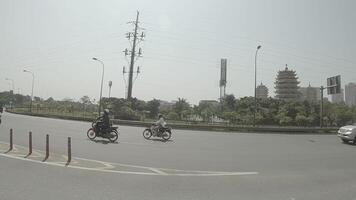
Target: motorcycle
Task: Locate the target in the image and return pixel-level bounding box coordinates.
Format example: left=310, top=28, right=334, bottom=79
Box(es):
left=143, top=124, right=172, bottom=141
left=87, top=120, right=119, bottom=142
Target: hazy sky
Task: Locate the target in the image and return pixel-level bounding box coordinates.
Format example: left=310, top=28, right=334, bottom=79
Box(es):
left=0, top=0, right=355, bottom=104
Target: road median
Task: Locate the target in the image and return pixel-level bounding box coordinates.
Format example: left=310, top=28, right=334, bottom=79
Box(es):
left=5, top=110, right=338, bottom=134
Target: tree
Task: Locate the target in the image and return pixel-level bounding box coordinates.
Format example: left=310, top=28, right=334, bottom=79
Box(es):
left=295, top=114, right=308, bottom=126
left=79, top=96, right=91, bottom=116
left=174, top=98, right=191, bottom=120
left=34, top=96, right=42, bottom=102
left=146, top=99, right=160, bottom=118
left=223, top=94, right=236, bottom=111
left=130, top=98, right=146, bottom=111
left=80, top=96, right=91, bottom=105
left=117, top=106, right=141, bottom=120
left=279, top=115, right=293, bottom=126
left=194, top=101, right=219, bottom=122
left=167, top=112, right=179, bottom=120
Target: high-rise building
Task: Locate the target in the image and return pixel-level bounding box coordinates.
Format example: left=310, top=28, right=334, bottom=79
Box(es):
left=275, top=65, right=301, bottom=100
left=256, top=83, right=268, bottom=99
left=299, top=84, right=320, bottom=102
left=331, top=88, right=344, bottom=103
left=345, top=83, right=356, bottom=107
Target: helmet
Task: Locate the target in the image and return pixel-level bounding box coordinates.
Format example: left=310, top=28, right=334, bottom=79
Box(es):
left=158, top=114, right=163, bottom=119
left=104, top=109, right=109, bottom=114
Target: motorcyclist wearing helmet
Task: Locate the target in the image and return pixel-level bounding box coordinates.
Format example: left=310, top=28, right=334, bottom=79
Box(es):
left=97, top=109, right=110, bottom=135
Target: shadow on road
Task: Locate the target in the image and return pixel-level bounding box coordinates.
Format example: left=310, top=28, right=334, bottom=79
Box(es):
left=149, top=138, right=173, bottom=143
left=343, top=142, right=356, bottom=147
left=88, top=139, right=118, bottom=145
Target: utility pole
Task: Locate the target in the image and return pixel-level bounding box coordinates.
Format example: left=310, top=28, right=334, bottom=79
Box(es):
left=124, top=11, right=145, bottom=99
left=320, top=86, right=325, bottom=128
left=320, top=75, right=341, bottom=128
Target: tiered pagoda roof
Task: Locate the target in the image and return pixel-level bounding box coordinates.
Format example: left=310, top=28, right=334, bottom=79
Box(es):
left=275, top=65, right=301, bottom=100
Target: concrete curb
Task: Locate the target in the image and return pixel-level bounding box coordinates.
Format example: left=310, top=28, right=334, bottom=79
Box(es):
left=6, top=110, right=338, bottom=134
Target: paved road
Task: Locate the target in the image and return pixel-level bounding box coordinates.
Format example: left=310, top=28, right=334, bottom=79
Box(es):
left=0, top=112, right=355, bottom=200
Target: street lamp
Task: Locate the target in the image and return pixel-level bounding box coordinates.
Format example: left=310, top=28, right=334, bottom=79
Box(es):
left=253, top=45, right=262, bottom=127
left=5, top=78, right=15, bottom=109
left=92, top=57, right=105, bottom=116
left=108, top=81, right=112, bottom=98
left=23, top=69, right=35, bottom=112
left=5, top=78, right=15, bottom=92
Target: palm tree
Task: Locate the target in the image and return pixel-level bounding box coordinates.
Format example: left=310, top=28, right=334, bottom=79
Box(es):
left=174, top=98, right=191, bottom=120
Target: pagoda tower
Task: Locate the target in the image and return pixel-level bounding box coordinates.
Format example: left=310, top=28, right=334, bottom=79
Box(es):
left=275, top=65, right=301, bottom=100
left=256, top=82, right=268, bottom=99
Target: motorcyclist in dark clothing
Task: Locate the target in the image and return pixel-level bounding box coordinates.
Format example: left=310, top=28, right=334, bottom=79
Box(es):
left=97, top=109, right=110, bottom=135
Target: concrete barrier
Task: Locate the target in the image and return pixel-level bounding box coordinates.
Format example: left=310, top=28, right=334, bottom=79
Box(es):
left=112, top=119, right=338, bottom=134
left=6, top=110, right=339, bottom=134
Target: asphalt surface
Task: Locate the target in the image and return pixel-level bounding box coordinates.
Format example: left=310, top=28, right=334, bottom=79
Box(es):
left=0, top=112, right=355, bottom=200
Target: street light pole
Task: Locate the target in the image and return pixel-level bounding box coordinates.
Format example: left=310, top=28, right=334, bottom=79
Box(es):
left=23, top=69, right=35, bottom=112
left=253, top=45, right=262, bottom=127
left=5, top=78, right=15, bottom=109
left=108, top=81, right=112, bottom=98
left=5, top=78, right=15, bottom=92
left=92, top=57, right=105, bottom=116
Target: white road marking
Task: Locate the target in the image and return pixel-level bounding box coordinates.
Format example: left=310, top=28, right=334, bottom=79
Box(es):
left=61, top=155, right=79, bottom=164
left=149, top=168, right=168, bottom=175
left=93, top=161, right=115, bottom=170
left=0, top=141, right=259, bottom=177
left=0, top=153, right=157, bottom=175
left=0, top=152, right=259, bottom=176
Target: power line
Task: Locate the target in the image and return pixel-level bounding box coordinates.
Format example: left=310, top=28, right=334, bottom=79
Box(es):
left=124, top=11, right=145, bottom=99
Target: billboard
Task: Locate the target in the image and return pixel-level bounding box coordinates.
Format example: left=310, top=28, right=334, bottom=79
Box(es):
left=327, top=75, right=341, bottom=95
left=220, top=58, right=227, bottom=86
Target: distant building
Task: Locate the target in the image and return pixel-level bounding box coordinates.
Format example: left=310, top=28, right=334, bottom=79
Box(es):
left=275, top=65, right=301, bottom=100
left=158, top=100, right=175, bottom=110
left=256, top=83, right=268, bottom=99
left=299, top=84, right=320, bottom=102
left=331, top=88, right=344, bottom=103
left=345, top=83, right=356, bottom=107
left=199, top=100, right=220, bottom=106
